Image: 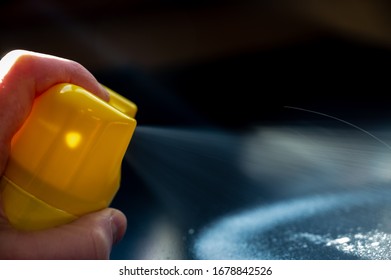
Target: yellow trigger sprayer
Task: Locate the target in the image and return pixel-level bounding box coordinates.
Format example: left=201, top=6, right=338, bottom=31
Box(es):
left=0, top=83, right=137, bottom=231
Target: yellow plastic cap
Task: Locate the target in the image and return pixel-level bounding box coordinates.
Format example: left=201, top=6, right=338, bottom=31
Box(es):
left=0, top=83, right=137, bottom=231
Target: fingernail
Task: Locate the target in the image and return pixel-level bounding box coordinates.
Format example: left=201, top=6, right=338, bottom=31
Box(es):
left=109, top=210, right=127, bottom=244
left=100, top=84, right=110, bottom=102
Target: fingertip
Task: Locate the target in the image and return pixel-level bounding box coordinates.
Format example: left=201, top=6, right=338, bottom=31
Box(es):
left=98, top=84, right=111, bottom=102
left=107, top=208, right=127, bottom=245
left=53, top=208, right=127, bottom=259
left=74, top=208, right=127, bottom=246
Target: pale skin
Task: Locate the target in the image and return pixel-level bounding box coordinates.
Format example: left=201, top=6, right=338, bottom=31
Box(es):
left=0, top=50, right=127, bottom=259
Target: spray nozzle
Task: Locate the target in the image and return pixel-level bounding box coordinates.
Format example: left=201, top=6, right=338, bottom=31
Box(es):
left=0, top=83, right=137, bottom=231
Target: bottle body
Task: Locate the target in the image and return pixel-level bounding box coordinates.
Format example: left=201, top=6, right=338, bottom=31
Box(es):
left=0, top=83, right=137, bottom=231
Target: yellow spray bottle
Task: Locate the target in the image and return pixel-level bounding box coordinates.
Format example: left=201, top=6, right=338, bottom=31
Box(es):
left=0, top=83, right=137, bottom=231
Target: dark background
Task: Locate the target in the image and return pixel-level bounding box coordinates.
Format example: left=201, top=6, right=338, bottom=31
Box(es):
left=2, top=0, right=390, bottom=130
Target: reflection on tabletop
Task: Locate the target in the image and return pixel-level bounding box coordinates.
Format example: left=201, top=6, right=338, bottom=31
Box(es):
left=112, top=122, right=391, bottom=259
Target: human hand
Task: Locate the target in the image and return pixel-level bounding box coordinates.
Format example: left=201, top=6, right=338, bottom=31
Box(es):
left=0, top=50, right=127, bottom=259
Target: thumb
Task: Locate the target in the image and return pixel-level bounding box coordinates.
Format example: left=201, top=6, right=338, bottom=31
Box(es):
left=0, top=208, right=127, bottom=259
left=59, top=208, right=128, bottom=259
